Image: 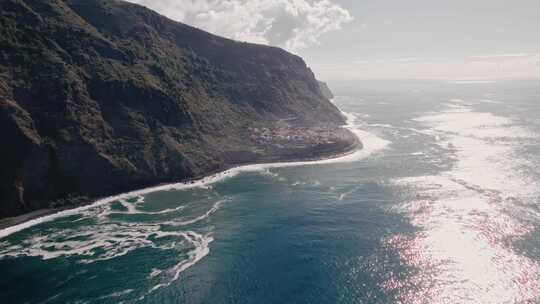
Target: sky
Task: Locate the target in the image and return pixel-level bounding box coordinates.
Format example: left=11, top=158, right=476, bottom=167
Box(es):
left=127, top=0, right=540, bottom=81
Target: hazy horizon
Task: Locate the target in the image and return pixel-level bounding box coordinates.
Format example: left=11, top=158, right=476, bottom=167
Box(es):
left=126, top=0, right=540, bottom=82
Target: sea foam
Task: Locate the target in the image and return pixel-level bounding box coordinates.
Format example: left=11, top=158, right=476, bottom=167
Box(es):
left=0, top=102, right=388, bottom=239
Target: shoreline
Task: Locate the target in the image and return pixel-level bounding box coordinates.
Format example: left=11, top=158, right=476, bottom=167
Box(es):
left=0, top=125, right=369, bottom=238
left=0, top=104, right=397, bottom=239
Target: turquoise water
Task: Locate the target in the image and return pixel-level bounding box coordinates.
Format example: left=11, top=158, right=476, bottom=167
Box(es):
left=1, top=80, right=539, bottom=304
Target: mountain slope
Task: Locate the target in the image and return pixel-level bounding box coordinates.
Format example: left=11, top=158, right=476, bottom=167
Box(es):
left=318, top=81, right=335, bottom=99
left=0, top=0, right=358, bottom=218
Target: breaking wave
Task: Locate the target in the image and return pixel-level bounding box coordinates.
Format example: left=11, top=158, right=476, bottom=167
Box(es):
left=0, top=102, right=387, bottom=239
left=0, top=97, right=389, bottom=297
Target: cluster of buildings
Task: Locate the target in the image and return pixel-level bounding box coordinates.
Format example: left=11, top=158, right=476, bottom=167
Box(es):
left=249, top=126, right=339, bottom=147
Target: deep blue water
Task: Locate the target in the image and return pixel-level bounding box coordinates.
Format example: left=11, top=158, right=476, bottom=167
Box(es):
left=1, top=79, right=539, bottom=304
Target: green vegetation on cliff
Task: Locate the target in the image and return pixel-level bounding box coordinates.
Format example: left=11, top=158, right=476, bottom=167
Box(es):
left=0, top=0, right=357, bottom=218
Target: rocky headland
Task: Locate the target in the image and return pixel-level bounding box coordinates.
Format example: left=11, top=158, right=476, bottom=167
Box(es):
left=0, top=0, right=360, bottom=222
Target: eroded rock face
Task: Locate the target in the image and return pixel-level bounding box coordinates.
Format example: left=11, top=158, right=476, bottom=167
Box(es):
left=318, top=81, right=335, bottom=99
left=0, top=0, right=357, bottom=218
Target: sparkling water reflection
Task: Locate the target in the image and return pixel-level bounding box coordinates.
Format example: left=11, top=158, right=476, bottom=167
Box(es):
left=0, top=80, right=539, bottom=303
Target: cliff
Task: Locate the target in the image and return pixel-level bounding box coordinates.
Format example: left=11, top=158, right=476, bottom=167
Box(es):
left=0, top=0, right=358, bottom=218
left=318, top=81, right=334, bottom=99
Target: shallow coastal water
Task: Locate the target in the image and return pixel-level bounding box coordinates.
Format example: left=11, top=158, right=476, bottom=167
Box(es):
left=1, top=80, right=539, bottom=304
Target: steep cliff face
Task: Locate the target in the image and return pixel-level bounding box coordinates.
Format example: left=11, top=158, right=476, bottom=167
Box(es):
left=0, top=0, right=357, bottom=218
left=318, top=81, right=335, bottom=99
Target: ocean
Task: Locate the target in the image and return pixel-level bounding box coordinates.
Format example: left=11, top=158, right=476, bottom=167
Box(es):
left=1, top=79, right=539, bottom=304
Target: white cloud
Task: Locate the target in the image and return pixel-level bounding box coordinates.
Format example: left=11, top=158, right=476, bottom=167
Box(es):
left=126, top=0, right=353, bottom=52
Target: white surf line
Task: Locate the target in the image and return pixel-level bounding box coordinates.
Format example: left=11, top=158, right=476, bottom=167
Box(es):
left=338, top=187, right=358, bottom=201
left=0, top=105, right=389, bottom=239
left=114, top=197, right=186, bottom=215
left=165, top=199, right=227, bottom=227
left=146, top=231, right=213, bottom=295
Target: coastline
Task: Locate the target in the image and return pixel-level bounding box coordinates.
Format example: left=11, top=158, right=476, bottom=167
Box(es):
left=0, top=133, right=363, bottom=238
left=0, top=109, right=392, bottom=239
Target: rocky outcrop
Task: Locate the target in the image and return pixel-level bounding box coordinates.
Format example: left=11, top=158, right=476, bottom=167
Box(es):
left=0, top=0, right=358, bottom=218
left=318, top=81, right=335, bottom=99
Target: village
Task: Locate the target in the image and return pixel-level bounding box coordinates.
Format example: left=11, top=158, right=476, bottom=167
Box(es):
left=248, top=126, right=344, bottom=149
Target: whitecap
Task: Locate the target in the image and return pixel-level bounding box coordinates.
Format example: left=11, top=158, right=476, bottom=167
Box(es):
left=166, top=199, right=227, bottom=227
left=97, top=289, right=134, bottom=300
left=115, top=197, right=185, bottom=215
left=147, top=231, right=213, bottom=294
